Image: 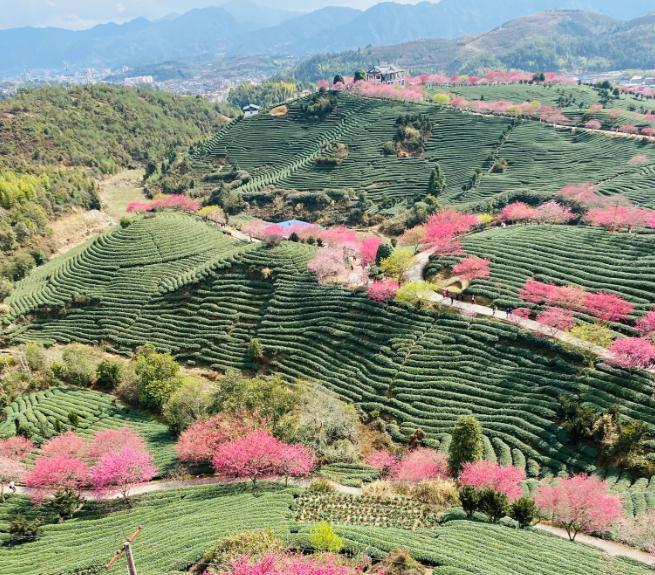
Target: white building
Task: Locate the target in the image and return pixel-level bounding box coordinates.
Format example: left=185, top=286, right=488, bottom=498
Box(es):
left=242, top=104, right=260, bottom=118
left=366, top=65, right=406, bottom=86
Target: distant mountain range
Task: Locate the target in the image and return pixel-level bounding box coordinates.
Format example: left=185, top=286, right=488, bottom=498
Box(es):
left=295, top=10, right=655, bottom=79
left=0, top=0, right=654, bottom=75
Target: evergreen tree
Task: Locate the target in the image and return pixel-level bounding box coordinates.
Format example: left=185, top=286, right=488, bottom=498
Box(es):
left=427, top=164, right=446, bottom=196
left=448, top=415, right=484, bottom=474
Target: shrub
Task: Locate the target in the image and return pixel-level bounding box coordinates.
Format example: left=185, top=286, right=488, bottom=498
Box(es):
left=95, top=359, right=123, bottom=390
left=380, top=549, right=425, bottom=575
left=478, top=487, right=509, bottom=523
left=362, top=480, right=398, bottom=498
left=459, top=486, right=481, bottom=519
left=45, top=489, right=85, bottom=522
left=307, top=478, right=337, bottom=494
left=309, top=521, right=344, bottom=553
left=133, top=344, right=182, bottom=410
left=162, top=375, right=216, bottom=432
left=510, top=497, right=537, bottom=528
left=61, top=345, right=98, bottom=387
left=8, top=516, right=42, bottom=544
left=411, top=479, right=459, bottom=509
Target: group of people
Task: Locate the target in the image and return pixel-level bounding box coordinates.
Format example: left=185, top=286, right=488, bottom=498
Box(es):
left=440, top=290, right=515, bottom=319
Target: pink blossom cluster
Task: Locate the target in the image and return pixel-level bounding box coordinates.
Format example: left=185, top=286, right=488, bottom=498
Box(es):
left=367, top=279, right=399, bottom=302
left=407, top=70, right=572, bottom=87
left=558, top=182, right=601, bottom=206
left=459, top=461, right=526, bottom=501
left=212, top=429, right=314, bottom=485
left=452, top=256, right=490, bottom=281
left=499, top=201, right=575, bottom=225
left=216, top=552, right=357, bottom=575
left=449, top=98, right=569, bottom=123
left=177, top=412, right=269, bottom=464
left=353, top=81, right=425, bottom=102
left=535, top=474, right=622, bottom=540
left=535, top=307, right=576, bottom=332
left=0, top=437, right=35, bottom=496
left=127, top=194, right=200, bottom=214
left=585, top=204, right=655, bottom=232
left=608, top=337, right=655, bottom=370
left=620, top=85, right=655, bottom=99
left=414, top=210, right=479, bottom=257
left=520, top=279, right=634, bottom=323
left=366, top=448, right=448, bottom=483
left=25, top=428, right=156, bottom=501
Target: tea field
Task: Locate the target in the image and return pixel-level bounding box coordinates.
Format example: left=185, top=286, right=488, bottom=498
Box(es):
left=7, top=214, right=655, bottom=479
left=0, top=387, right=177, bottom=471
left=427, top=224, right=655, bottom=323
left=195, top=91, right=655, bottom=210
left=0, top=482, right=650, bottom=575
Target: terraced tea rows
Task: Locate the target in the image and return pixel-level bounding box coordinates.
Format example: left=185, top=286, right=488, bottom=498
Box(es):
left=196, top=92, right=655, bottom=209
left=9, top=215, right=655, bottom=479
left=0, top=388, right=177, bottom=471
left=333, top=522, right=651, bottom=575
left=434, top=224, right=655, bottom=321
left=0, top=484, right=296, bottom=575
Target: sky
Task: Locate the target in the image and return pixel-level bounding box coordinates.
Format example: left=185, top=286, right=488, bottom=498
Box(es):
left=0, top=0, right=430, bottom=30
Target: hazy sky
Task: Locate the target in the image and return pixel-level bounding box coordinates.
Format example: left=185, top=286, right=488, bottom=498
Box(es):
left=0, top=0, right=430, bottom=29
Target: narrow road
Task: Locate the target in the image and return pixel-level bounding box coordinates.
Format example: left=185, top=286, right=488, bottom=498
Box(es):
left=406, top=249, right=614, bottom=362
left=13, top=477, right=654, bottom=565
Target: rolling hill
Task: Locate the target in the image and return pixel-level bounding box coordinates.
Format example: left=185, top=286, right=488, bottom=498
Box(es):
left=6, top=213, right=655, bottom=481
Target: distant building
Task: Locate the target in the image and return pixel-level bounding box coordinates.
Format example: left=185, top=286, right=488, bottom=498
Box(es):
left=366, top=65, right=406, bottom=86
left=123, top=75, right=154, bottom=87
left=242, top=104, right=260, bottom=117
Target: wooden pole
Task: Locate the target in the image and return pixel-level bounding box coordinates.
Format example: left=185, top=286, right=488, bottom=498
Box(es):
left=124, top=541, right=138, bottom=575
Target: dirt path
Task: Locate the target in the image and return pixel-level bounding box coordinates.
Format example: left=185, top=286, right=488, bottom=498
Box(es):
left=535, top=524, right=655, bottom=566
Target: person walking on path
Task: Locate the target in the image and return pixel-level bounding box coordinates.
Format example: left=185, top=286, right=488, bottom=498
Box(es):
left=491, top=304, right=497, bottom=317
left=471, top=295, right=476, bottom=306
left=506, top=306, right=513, bottom=319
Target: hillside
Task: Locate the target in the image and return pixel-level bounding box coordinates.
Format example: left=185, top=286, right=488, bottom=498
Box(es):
left=6, top=213, right=655, bottom=480
left=0, top=84, right=231, bottom=299
left=295, top=10, right=655, bottom=79
left=190, top=91, right=655, bottom=224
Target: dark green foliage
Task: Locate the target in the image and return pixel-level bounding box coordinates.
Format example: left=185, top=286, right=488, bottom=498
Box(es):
left=375, top=243, right=393, bottom=265
left=510, top=497, right=537, bottom=528
left=478, top=488, right=509, bottom=523
left=95, top=358, right=123, bottom=390
left=8, top=516, right=42, bottom=544
left=134, top=344, right=182, bottom=411
left=448, top=416, right=484, bottom=475
left=46, top=489, right=84, bottom=522
left=427, top=163, right=446, bottom=196
left=300, top=89, right=337, bottom=120
left=459, top=486, right=481, bottom=519
left=354, top=70, right=366, bottom=82
left=228, top=80, right=300, bottom=110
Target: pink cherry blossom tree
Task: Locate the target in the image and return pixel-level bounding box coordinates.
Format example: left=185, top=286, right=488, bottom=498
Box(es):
left=38, top=432, right=89, bottom=461
left=25, top=456, right=91, bottom=502
left=608, top=337, right=655, bottom=370
left=585, top=119, right=602, bottom=130
left=91, top=446, right=157, bottom=501
left=422, top=211, right=478, bottom=257
left=0, top=437, right=35, bottom=461
left=308, top=247, right=348, bottom=284
left=534, top=201, right=575, bottom=224
left=635, top=309, right=655, bottom=338
left=535, top=475, right=622, bottom=540
left=583, top=292, right=634, bottom=323
left=558, top=183, right=600, bottom=207
left=86, top=427, right=146, bottom=460
left=176, top=413, right=266, bottom=464
left=536, top=307, right=576, bottom=334
left=365, top=450, right=400, bottom=478
left=367, top=279, right=399, bottom=303
left=393, top=448, right=448, bottom=483
left=212, top=430, right=311, bottom=487
left=452, top=257, right=491, bottom=281
left=398, top=226, right=426, bottom=254
left=499, top=202, right=537, bottom=223
left=319, top=227, right=361, bottom=254
left=359, top=236, right=383, bottom=267
left=458, top=461, right=526, bottom=501
left=127, top=194, right=200, bottom=214
left=519, top=279, right=558, bottom=305
left=219, top=552, right=355, bottom=575
left=276, top=443, right=315, bottom=485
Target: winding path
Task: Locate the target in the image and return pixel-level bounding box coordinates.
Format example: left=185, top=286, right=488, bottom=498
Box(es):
left=12, top=477, right=655, bottom=566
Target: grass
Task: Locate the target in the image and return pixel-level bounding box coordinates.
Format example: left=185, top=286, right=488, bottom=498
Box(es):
left=98, top=169, right=147, bottom=221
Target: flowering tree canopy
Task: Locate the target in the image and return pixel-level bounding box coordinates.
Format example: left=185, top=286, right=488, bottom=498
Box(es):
left=608, top=337, right=655, bottom=370
left=585, top=119, right=602, bottom=130
left=308, top=248, right=348, bottom=284
left=636, top=310, right=655, bottom=337
left=212, top=430, right=314, bottom=485
left=218, top=553, right=355, bottom=575
left=583, top=292, right=634, bottom=323
left=365, top=450, right=400, bottom=477
left=499, top=202, right=536, bottom=223
left=359, top=236, right=383, bottom=267
left=393, top=448, right=448, bottom=483
left=87, top=428, right=146, bottom=460
left=0, top=436, right=35, bottom=461
left=459, top=461, right=526, bottom=501
left=25, top=456, right=91, bottom=501
left=452, top=257, right=490, bottom=281
left=367, top=279, right=399, bottom=303
left=176, top=412, right=267, bottom=464
left=535, top=475, right=623, bottom=540
left=536, top=307, right=576, bottom=332
left=127, top=194, right=200, bottom=214
left=422, top=211, right=478, bottom=257
left=91, top=446, right=157, bottom=499
left=39, top=432, right=89, bottom=461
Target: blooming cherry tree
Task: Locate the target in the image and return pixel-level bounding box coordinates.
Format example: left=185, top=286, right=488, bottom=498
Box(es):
left=308, top=248, right=348, bottom=284
left=359, top=236, right=383, bottom=267
left=91, top=446, right=157, bottom=500
left=452, top=257, right=491, bottom=281
left=535, top=475, right=622, bottom=540
left=608, top=337, right=655, bottom=370
left=536, top=307, right=576, bottom=333
left=459, top=461, right=526, bottom=501
left=25, top=456, right=91, bottom=502
left=367, top=279, right=399, bottom=303
left=0, top=437, right=34, bottom=461
left=393, top=448, right=448, bottom=483
left=636, top=309, right=655, bottom=338
left=583, top=292, right=634, bottom=323
left=365, top=450, right=400, bottom=477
